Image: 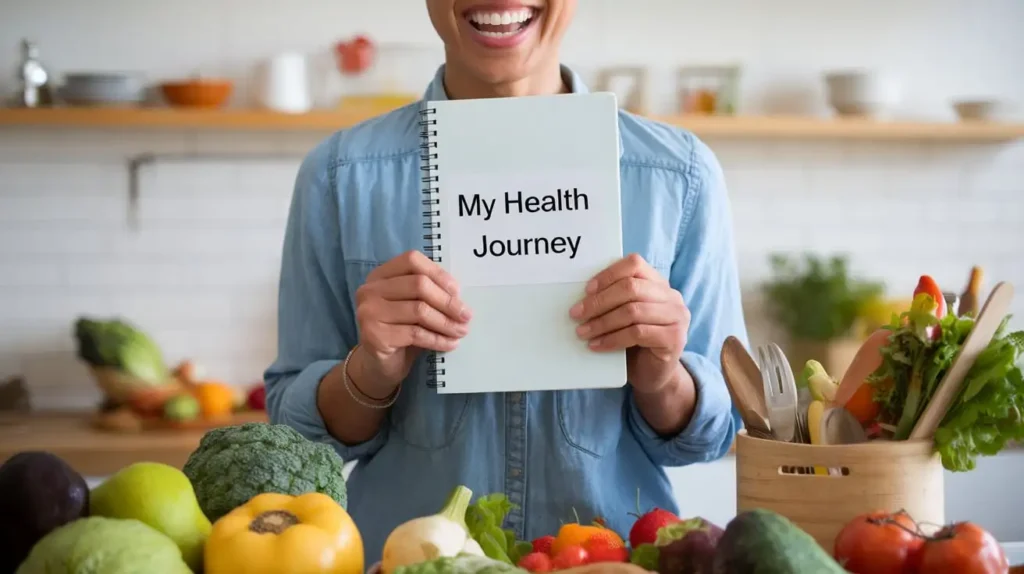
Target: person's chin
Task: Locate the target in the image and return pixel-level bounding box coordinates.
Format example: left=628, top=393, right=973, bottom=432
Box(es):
left=470, top=61, right=533, bottom=87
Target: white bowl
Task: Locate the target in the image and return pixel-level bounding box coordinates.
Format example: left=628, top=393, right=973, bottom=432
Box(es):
left=824, top=71, right=887, bottom=117
left=953, top=99, right=1007, bottom=121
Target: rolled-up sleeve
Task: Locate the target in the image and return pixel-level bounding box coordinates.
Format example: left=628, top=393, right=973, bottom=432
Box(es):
left=264, top=134, right=387, bottom=463
left=627, top=138, right=747, bottom=467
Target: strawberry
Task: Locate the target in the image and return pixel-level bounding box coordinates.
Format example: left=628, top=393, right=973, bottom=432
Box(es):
left=629, top=508, right=682, bottom=548
left=585, top=529, right=625, bottom=549
left=518, top=552, right=553, bottom=573
left=531, top=535, right=555, bottom=556
left=551, top=546, right=589, bottom=570
left=583, top=536, right=629, bottom=563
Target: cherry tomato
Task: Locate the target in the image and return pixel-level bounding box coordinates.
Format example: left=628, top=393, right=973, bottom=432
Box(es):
left=834, top=510, right=924, bottom=574
left=551, top=546, right=588, bottom=570
left=918, top=522, right=1009, bottom=574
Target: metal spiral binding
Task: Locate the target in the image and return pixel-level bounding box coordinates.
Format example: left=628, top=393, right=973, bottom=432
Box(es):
left=419, top=106, right=445, bottom=389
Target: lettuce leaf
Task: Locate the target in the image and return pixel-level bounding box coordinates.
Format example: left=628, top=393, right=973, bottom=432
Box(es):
left=934, top=320, right=1024, bottom=472
left=464, top=493, right=532, bottom=565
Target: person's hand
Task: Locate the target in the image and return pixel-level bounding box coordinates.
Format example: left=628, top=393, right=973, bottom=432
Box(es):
left=570, top=254, right=690, bottom=393
left=354, top=250, right=472, bottom=386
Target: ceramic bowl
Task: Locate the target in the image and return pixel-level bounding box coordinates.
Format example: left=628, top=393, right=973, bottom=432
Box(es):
left=824, top=70, right=887, bottom=117
left=160, top=78, right=234, bottom=108
left=953, top=99, right=1009, bottom=121
left=60, top=72, right=146, bottom=106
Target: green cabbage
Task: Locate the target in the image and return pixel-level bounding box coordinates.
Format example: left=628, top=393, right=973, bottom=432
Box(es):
left=17, top=516, right=191, bottom=574
left=393, top=554, right=526, bottom=574
left=73, top=317, right=169, bottom=384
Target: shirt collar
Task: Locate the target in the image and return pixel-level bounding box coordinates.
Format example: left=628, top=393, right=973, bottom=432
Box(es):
left=421, top=64, right=621, bottom=158
left=423, top=64, right=592, bottom=101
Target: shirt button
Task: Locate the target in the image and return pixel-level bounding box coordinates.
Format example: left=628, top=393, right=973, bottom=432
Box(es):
left=510, top=468, right=522, bottom=477
left=510, top=392, right=523, bottom=403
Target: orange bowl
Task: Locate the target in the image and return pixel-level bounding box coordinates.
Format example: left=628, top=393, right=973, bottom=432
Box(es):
left=160, top=79, right=233, bottom=108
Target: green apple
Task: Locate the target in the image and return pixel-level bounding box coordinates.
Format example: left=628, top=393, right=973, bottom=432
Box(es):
left=89, top=461, right=211, bottom=571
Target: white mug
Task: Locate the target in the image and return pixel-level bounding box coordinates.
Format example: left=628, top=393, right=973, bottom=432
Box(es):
left=257, top=52, right=312, bottom=113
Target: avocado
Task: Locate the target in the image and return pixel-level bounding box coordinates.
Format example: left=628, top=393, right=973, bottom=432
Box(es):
left=712, top=509, right=844, bottom=573
left=0, top=451, right=90, bottom=572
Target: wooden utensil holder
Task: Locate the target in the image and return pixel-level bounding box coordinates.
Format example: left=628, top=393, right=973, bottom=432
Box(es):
left=735, top=430, right=944, bottom=550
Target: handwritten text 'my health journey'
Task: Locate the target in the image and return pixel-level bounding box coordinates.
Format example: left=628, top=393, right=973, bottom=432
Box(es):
left=458, top=189, right=589, bottom=260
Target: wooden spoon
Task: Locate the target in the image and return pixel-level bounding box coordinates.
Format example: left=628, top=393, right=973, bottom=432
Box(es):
left=721, top=336, right=772, bottom=438
left=909, top=281, right=1015, bottom=440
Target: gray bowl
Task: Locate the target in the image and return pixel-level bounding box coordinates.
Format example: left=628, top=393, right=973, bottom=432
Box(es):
left=59, top=72, right=146, bottom=106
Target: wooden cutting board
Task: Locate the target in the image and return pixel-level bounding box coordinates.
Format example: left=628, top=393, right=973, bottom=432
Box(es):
left=90, top=408, right=267, bottom=434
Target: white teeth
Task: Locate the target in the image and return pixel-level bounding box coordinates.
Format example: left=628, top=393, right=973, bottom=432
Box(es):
left=479, top=30, right=516, bottom=38
left=468, top=8, right=533, bottom=26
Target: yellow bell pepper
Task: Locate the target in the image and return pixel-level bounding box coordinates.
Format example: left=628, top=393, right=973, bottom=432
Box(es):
left=204, top=492, right=364, bottom=574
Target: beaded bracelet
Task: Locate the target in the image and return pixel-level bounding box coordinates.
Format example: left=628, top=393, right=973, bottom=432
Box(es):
left=342, top=344, right=401, bottom=409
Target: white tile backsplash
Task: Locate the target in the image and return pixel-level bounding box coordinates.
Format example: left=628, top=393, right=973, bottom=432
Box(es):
left=1, top=0, right=1023, bottom=408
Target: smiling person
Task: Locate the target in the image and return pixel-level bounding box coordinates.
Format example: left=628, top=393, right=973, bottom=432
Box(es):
left=264, top=0, right=748, bottom=565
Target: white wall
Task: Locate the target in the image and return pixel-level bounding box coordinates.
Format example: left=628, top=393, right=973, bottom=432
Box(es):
left=3, top=0, right=1024, bottom=541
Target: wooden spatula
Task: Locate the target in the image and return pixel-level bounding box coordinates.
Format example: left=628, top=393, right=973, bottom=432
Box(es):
left=720, top=336, right=772, bottom=438
left=909, top=281, right=1015, bottom=440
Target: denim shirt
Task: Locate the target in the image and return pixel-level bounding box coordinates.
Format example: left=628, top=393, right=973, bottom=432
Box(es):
left=265, top=64, right=748, bottom=565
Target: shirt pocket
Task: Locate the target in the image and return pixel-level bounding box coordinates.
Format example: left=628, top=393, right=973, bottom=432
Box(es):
left=556, top=387, right=627, bottom=458
left=390, top=378, right=472, bottom=450
left=554, top=258, right=672, bottom=459
left=343, top=260, right=472, bottom=451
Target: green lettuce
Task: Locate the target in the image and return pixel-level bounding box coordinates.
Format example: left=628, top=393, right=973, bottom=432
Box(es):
left=934, top=320, right=1024, bottom=471
left=869, top=297, right=1024, bottom=471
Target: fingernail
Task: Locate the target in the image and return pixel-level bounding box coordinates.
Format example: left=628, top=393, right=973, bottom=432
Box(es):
left=569, top=302, right=583, bottom=319
left=588, top=338, right=602, bottom=349
left=585, top=279, right=598, bottom=294
left=576, top=324, right=590, bottom=338
left=459, top=306, right=472, bottom=321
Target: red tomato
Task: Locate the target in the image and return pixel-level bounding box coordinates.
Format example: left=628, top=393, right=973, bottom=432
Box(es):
left=917, top=522, right=1009, bottom=574
left=834, top=510, right=924, bottom=574
left=551, top=546, right=588, bottom=570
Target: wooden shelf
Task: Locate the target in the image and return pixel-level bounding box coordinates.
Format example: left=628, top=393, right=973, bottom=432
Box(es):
left=1, top=106, right=1023, bottom=142
left=0, top=411, right=268, bottom=477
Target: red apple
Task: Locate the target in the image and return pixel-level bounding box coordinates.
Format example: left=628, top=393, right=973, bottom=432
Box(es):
left=246, top=384, right=266, bottom=411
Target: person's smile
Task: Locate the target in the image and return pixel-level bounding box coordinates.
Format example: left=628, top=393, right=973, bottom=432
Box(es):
left=461, top=3, right=543, bottom=49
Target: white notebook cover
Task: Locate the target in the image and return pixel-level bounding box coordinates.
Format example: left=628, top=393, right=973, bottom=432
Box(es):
left=422, top=92, right=626, bottom=394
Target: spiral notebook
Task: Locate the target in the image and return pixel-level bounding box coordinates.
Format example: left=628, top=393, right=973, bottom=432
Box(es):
left=419, top=92, right=627, bottom=394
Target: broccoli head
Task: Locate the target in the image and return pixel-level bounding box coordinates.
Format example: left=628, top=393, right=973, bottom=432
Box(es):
left=182, top=422, right=347, bottom=523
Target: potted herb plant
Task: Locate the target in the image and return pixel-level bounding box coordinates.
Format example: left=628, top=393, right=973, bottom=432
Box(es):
left=761, top=253, right=885, bottom=377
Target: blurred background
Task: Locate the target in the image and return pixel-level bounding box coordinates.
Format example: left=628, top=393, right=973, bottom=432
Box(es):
left=0, top=0, right=1022, bottom=540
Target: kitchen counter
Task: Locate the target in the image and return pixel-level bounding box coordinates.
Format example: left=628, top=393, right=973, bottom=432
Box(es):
left=0, top=411, right=267, bottom=476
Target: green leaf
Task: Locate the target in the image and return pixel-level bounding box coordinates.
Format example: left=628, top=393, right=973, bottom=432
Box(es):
left=478, top=531, right=512, bottom=565
left=630, top=544, right=660, bottom=571
left=760, top=253, right=885, bottom=342
left=509, top=541, right=534, bottom=565
left=654, top=518, right=708, bottom=546
left=465, top=493, right=529, bottom=567
left=934, top=325, right=1024, bottom=472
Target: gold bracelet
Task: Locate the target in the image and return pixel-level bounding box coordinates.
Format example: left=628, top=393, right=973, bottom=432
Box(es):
left=342, top=344, right=401, bottom=409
